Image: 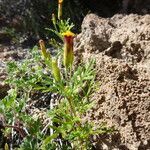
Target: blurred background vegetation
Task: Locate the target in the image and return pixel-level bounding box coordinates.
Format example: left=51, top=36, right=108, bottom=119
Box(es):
left=0, top=0, right=88, bottom=46
left=0, top=0, right=149, bottom=47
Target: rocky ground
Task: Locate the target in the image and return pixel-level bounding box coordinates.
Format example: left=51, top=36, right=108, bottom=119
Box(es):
left=74, top=13, right=150, bottom=150
left=0, top=12, right=150, bottom=150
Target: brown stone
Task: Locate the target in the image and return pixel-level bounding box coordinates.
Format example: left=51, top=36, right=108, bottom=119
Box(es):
left=75, top=13, right=150, bottom=149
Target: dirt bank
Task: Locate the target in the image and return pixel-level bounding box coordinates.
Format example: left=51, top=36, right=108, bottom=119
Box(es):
left=75, top=13, right=150, bottom=150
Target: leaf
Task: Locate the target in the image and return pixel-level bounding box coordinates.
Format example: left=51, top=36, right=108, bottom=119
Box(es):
left=42, top=133, right=58, bottom=146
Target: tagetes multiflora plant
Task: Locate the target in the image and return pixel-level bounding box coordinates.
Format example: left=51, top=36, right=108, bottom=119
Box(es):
left=0, top=0, right=113, bottom=149
left=38, top=3, right=113, bottom=147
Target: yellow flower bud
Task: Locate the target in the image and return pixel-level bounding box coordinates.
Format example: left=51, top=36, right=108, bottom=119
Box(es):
left=58, top=0, right=63, bottom=20
left=52, top=58, right=61, bottom=82
left=39, top=40, right=51, bottom=60
left=39, top=40, right=47, bottom=58
left=58, top=0, right=63, bottom=3
left=62, top=31, right=75, bottom=69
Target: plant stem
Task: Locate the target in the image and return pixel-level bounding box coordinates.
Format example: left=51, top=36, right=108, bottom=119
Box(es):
left=50, top=97, right=54, bottom=136
left=67, top=97, right=76, bottom=117
left=10, top=117, right=15, bottom=150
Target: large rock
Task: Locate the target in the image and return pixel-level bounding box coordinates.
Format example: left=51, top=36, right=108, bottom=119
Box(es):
left=74, top=14, right=150, bottom=150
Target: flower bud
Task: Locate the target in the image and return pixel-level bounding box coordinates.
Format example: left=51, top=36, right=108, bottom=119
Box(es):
left=4, top=143, right=9, bottom=150
left=58, top=0, right=63, bottom=20
left=39, top=40, right=51, bottom=60
left=39, top=40, right=47, bottom=58
left=52, top=13, right=56, bottom=25
left=58, top=0, right=63, bottom=3
left=52, top=58, right=61, bottom=82
left=62, top=31, right=75, bottom=69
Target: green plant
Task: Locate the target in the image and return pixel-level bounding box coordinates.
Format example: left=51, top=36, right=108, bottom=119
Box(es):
left=0, top=27, right=21, bottom=44
left=0, top=1, right=113, bottom=149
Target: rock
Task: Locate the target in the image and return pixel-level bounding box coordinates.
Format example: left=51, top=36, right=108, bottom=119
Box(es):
left=74, top=13, right=150, bottom=149
left=75, top=13, right=150, bottom=70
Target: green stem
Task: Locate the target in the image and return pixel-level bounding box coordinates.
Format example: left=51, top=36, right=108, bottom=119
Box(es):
left=67, top=97, right=77, bottom=117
